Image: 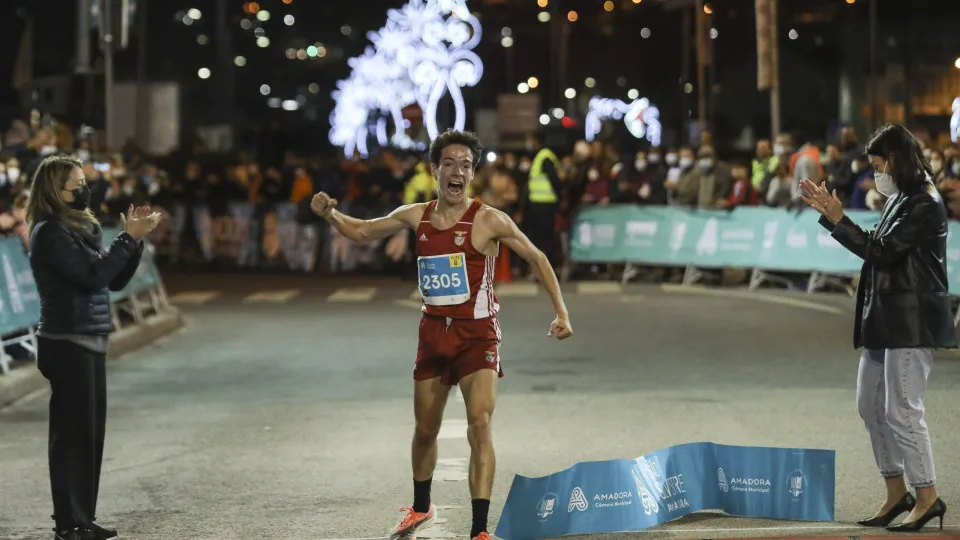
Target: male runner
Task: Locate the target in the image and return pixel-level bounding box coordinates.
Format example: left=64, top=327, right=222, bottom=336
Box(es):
left=310, top=130, right=573, bottom=540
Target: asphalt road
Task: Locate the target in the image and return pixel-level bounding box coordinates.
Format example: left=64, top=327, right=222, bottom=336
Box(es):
left=1, top=274, right=958, bottom=540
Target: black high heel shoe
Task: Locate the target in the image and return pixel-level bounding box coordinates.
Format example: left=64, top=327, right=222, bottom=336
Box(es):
left=886, top=497, right=947, bottom=532
left=857, top=492, right=916, bottom=527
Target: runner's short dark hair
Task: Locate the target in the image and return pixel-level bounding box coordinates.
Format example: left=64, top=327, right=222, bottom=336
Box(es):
left=429, top=130, right=484, bottom=171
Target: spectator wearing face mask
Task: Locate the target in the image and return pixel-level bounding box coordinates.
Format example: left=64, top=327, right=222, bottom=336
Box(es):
left=674, top=146, right=732, bottom=208
left=667, top=146, right=697, bottom=204
left=724, top=161, right=758, bottom=208
left=847, top=156, right=876, bottom=210
left=612, top=151, right=658, bottom=205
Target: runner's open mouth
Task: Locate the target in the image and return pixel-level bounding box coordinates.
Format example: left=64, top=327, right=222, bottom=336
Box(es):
left=447, top=180, right=464, bottom=195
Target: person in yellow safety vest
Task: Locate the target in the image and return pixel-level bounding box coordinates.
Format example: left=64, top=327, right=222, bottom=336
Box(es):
left=519, top=133, right=562, bottom=275
left=403, top=161, right=438, bottom=204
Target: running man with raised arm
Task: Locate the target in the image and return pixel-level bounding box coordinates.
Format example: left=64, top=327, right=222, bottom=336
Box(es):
left=311, top=130, right=573, bottom=540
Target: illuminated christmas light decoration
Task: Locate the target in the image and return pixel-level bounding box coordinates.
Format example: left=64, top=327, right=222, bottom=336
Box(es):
left=951, top=97, right=960, bottom=143
left=328, top=0, right=484, bottom=157
left=585, top=96, right=662, bottom=147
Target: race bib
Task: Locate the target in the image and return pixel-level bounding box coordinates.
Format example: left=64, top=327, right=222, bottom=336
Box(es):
left=418, top=253, right=470, bottom=306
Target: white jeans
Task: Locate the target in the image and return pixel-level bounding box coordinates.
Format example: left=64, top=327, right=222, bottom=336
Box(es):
left=856, top=348, right=937, bottom=487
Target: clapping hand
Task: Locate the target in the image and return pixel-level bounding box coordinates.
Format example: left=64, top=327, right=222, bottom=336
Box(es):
left=798, top=178, right=845, bottom=225
left=120, top=204, right=162, bottom=240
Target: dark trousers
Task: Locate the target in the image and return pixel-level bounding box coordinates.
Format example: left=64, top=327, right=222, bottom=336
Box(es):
left=36, top=337, right=107, bottom=530
left=523, top=202, right=559, bottom=270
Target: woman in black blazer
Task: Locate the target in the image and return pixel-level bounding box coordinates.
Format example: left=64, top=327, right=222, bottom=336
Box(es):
left=26, top=155, right=161, bottom=540
left=800, top=124, right=954, bottom=532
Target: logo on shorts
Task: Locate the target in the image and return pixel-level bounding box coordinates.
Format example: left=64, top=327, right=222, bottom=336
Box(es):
left=485, top=350, right=497, bottom=364
left=454, top=230, right=467, bottom=246
left=420, top=234, right=428, bottom=241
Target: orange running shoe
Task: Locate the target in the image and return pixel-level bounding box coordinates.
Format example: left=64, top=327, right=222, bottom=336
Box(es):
left=472, top=532, right=493, bottom=540
left=389, top=504, right=436, bottom=539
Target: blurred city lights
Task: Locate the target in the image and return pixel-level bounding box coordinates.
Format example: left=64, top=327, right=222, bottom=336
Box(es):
left=197, top=68, right=210, bottom=79
left=565, top=88, right=577, bottom=99
left=307, top=45, right=318, bottom=57
left=254, top=27, right=265, bottom=37
left=257, top=36, right=270, bottom=47
left=585, top=77, right=596, bottom=88
left=518, top=82, right=530, bottom=93
left=297, top=49, right=308, bottom=60
left=640, top=27, right=651, bottom=38
left=260, top=84, right=271, bottom=95
left=308, top=83, right=320, bottom=94
left=788, top=29, right=799, bottom=40
left=267, top=97, right=281, bottom=108
left=181, top=15, right=194, bottom=25
left=501, top=36, right=514, bottom=48
left=552, top=108, right=564, bottom=119
left=282, top=100, right=300, bottom=111
left=197, top=34, right=209, bottom=45
left=710, top=28, right=718, bottom=39
left=539, top=114, right=550, bottom=125
left=284, top=14, right=295, bottom=25
left=285, top=48, right=297, bottom=59
left=628, top=88, right=639, bottom=100
left=703, top=3, right=713, bottom=14
left=187, top=8, right=202, bottom=19
left=240, top=19, right=252, bottom=30
left=244, top=2, right=260, bottom=13
left=234, top=56, right=247, bottom=66
left=604, top=1, right=615, bottom=12
left=257, top=10, right=270, bottom=21
left=282, top=0, right=293, bottom=4
left=341, top=25, right=352, bottom=36
left=501, top=27, right=512, bottom=37
left=538, top=12, right=551, bottom=23
left=538, top=0, right=547, bottom=6
left=954, top=57, right=960, bottom=69
left=567, top=10, right=578, bottom=22
left=632, top=0, right=642, bottom=3
left=586, top=96, right=662, bottom=146
left=486, top=151, right=497, bottom=162
left=527, top=76, right=539, bottom=88
left=845, top=0, right=855, bottom=3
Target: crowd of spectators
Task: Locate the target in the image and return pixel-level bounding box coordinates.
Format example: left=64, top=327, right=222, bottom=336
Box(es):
left=3, top=113, right=960, bottom=277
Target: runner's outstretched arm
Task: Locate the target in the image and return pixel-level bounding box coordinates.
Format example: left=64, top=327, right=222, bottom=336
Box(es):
left=311, top=192, right=422, bottom=243
left=484, top=208, right=573, bottom=339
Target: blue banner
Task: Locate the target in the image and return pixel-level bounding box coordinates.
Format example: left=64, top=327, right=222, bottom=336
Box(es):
left=494, top=442, right=835, bottom=540
left=570, top=205, right=960, bottom=292
left=0, top=238, right=42, bottom=336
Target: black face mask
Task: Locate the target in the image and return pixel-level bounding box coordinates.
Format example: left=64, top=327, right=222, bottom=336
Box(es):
left=67, top=185, right=91, bottom=211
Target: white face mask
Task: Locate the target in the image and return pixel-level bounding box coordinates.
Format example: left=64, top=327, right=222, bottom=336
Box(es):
left=698, top=158, right=714, bottom=169
left=635, top=159, right=647, bottom=171
left=874, top=164, right=897, bottom=196
left=953, top=162, right=960, bottom=176
left=773, top=144, right=786, bottom=155
left=679, top=157, right=693, bottom=169
left=519, top=162, right=530, bottom=173
left=77, top=149, right=91, bottom=162
left=7, top=168, right=20, bottom=182
left=40, top=145, right=57, bottom=156
left=648, top=154, right=661, bottom=164
left=665, top=153, right=678, bottom=166
left=123, top=185, right=135, bottom=196
left=587, top=168, right=599, bottom=181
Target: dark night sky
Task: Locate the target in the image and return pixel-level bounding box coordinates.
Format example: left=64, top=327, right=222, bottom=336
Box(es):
left=2, top=0, right=959, bottom=149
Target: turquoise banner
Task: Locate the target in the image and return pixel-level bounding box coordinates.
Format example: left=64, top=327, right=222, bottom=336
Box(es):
left=570, top=205, right=960, bottom=293
left=102, top=228, right=162, bottom=301
left=0, top=238, right=42, bottom=336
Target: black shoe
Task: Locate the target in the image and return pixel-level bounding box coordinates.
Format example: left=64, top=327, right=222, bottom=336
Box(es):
left=886, top=497, right=947, bottom=532
left=857, top=492, right=916, bottom=527
left=54, top=528, right=96, bottom=540
left=83, top=522, right=118, bottom=539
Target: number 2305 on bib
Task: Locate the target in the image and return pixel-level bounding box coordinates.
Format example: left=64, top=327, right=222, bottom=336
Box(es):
left=417, top=253, right=471, bottom=306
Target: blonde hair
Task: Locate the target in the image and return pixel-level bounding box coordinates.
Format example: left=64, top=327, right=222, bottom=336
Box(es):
left=26, top=155, right=99, bottom=236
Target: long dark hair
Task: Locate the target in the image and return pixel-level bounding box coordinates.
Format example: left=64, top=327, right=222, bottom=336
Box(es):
left=863, top=124, right=931, bottom=194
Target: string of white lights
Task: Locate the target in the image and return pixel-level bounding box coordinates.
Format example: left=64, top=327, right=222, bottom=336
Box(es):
left=328, top=0, right=484, bottom=158
left=585, top=96, right=662, bottom=147
left=951, top=97, right=960, bottom=143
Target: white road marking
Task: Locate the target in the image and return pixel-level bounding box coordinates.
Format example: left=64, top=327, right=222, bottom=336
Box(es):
left=242, top=290, right=299, bottom=303
left=632, top=524, right=866, bottom=534
left=576, top=282, right=622, bottom=295
left=326, top=287, right=377, bottom=302
left=495, top=283, right=538, bottom=297
left=437, top=418, right=467, bottom=440
left=660, top=284, right=845, bottom=315
left=434, top=457, right=469, bottom=482
left=169, top=291, right=220, bottom=304
left=393, top=299, right=422, bottom=310
left=620, top=295, right=646, bottom=303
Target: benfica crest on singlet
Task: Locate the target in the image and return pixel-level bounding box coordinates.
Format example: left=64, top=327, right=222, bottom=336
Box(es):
left=453, top=230, right=467, bottom=246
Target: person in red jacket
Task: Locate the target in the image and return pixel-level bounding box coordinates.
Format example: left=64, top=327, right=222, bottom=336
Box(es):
left=724, top=161, right=758, bottom=208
